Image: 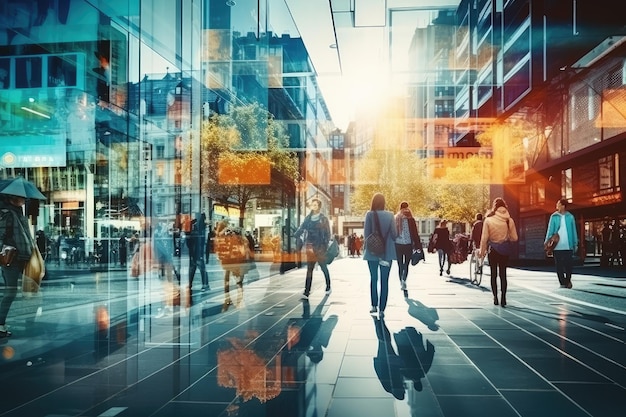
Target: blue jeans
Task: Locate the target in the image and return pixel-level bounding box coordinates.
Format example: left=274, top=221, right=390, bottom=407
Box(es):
left=189, top=256, right=208, bottom=288
left=437, top=249, right=450, bottom=272
left=553, top=250, right=574, bottom=286
left=368, top=260, right=391, bottom=311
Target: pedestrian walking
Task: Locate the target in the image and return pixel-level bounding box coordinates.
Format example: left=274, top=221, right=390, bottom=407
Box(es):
left=153, top=220, right=180, bottom=317
left=394, top=201, right=422, bottom=291
left=187, top=212, right=209, bottom=291
left=363, top=193, right=397, bottom=317
left=294, top=198, right=332, bottom=300
left=354, top=234, right=363, bottom=256
left=118, top=232, right=128, bottom=267
left=0, top=194, right=37, bottom=338
left=470, top=213, right=483, bottom=250
left=480, top=197, right=518, bottom=306
left=544, top=198, right=578, bottom=289
left=433, top=220, right=452, bottom=276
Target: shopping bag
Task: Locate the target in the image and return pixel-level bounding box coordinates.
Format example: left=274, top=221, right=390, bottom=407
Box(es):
left=23, top=245, right=45, bottom=293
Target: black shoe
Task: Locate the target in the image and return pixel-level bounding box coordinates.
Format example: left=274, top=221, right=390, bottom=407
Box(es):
left=493, top=296, right=499, bottom=305
left=446, top=269, right=450, bottom=275
left=439, top=269, right=443, bottom=276
left=0, top=330, right=12, bottom=338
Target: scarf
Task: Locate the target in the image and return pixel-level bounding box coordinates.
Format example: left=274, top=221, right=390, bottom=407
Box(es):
left=395, top=207, right=413, bottom=234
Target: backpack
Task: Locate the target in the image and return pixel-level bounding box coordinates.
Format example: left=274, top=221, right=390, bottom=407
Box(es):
left=365, top=212, right=385, bottom=256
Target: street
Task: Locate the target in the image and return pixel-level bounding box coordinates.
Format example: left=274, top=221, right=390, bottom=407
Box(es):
left=0, top=253, right=625, bottom=417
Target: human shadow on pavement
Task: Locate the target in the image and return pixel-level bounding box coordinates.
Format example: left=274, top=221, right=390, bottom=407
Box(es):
left=372, top=318, right=435, bottom=400
left=447, top=276, right=491, bottom=292
left=405, top=297, right=440, bottom=331
left=287, top=295, right=338, bottom=363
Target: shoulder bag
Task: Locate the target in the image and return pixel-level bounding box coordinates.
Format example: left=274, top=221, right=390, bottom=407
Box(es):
left=544, top=219, right=560, bottom=255
left=489, top=219, right=514, bottom=257
left=325, top=238, right=339, bottom=264
left=365, top=211, right=386, bottom=256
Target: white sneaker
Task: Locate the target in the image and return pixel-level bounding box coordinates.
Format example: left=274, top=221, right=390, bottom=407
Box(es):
left=300, top=293, right=309, bottom=300
left=369, top=306, right=377, bottom=314
left=401, top=280, right=407, bottom=290
left=325, top=288, right=332, bottom=295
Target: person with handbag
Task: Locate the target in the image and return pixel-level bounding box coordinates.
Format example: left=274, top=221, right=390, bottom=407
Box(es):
left=394, top=201, right=422, bottom=291
left=0, top=194, right=36, bottom=338
left=294, top=198, right=332, bottom=300
left=479, top=197, right=518, bottom=306
left=545, top=199, right=578, bottom=289
left=363, top=193, right=397, bottom=317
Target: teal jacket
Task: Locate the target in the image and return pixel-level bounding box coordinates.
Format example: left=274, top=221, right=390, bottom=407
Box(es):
left=545, top=211, right=578, bottom=251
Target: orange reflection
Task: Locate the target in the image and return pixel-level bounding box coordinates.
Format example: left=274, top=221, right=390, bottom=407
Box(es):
left=217, top=336, right=282, bottom=403
left=218, top=154, right=271, bottom=185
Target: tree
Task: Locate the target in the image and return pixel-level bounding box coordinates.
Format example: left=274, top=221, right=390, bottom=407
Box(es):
left=200, top=103, right=300, bottom=227
left=351, top=149, right=430, bottom=216
left=431, top=156, right=490, bottom=224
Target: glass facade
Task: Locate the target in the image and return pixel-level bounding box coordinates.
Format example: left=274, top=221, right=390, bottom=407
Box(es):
left=2, top=0, right=626, bottom=415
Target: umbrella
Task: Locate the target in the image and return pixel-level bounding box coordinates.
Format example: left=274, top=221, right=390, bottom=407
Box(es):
left=0, top=176, right=47, bottom=200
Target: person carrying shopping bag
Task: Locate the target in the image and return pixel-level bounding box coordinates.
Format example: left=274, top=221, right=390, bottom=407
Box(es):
left=363, top=193, right=398, bottom=318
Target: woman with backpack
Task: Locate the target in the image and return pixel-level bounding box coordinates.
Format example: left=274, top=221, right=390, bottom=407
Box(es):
left=363, top=193, right=398, bottom=317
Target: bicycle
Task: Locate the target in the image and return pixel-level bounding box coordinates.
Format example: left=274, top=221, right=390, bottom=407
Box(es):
left=468, top=245, right=484, bottom=286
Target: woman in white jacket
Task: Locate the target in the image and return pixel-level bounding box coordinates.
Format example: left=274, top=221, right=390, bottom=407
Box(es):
left=480, top=198, right=518, bottom=307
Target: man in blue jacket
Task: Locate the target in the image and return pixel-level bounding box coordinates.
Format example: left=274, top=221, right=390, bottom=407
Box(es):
left=545, top=199, right=578, bottom=289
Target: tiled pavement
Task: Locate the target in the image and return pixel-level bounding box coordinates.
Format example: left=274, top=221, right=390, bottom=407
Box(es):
left=0, top=254, right=625, bottom=417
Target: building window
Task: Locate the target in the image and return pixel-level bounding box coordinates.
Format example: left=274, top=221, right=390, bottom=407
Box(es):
left=562, top=168, right=573, bottom=200
left=599, top=154, right=618, bottom=191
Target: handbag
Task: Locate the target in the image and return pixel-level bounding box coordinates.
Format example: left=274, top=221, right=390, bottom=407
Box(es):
left=410, top=249, right=424, bottom=265
left=0, top=245, right=17, bottom=267
left=23, top=245, right=45, bottom=293
left=544, top=233, right=560, bottom=255
left=325, top=239, right=339, bottom=264
left=427, top=232, right=437, bottom=253
left=365, top=211, right=386, bottom=256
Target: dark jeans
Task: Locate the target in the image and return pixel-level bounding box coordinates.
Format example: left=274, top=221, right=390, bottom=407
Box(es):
left=395, top=243, right=412, bottom=282
left=304, top=260, right=330, bottom=295
left=189, top=256, right=208, bottom=288
left=368, top=260, right=391, bottom=311
left=553, top=250, right=574, bottom=286
left=488, top=249, right=508, bottom=299
left=0, top=262, right=22, bottom=325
